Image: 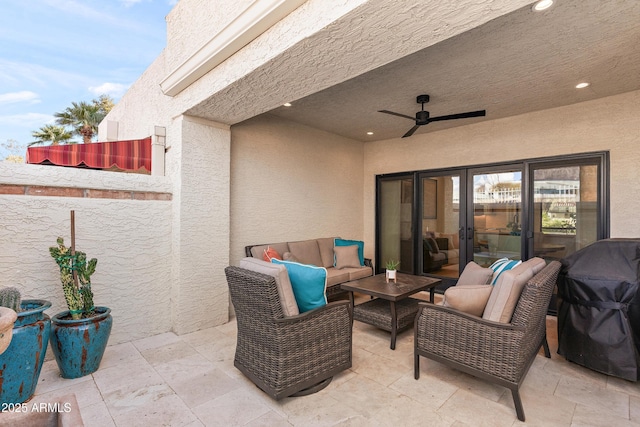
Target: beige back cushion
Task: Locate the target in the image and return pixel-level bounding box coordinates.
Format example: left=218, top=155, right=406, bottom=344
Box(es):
left=249, top=242, right=289, bottom=259
left=521, top=257, right=546, bottom=274
left=288, top=240, right=323, bottom=266
left=482, top=263, right=534, bottom=323
left=317, top=237, right=338, bottom=268
left=239, top=257, right=299, bottom=316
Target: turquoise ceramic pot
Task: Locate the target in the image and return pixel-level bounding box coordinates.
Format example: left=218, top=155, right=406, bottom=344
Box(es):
left=50, top=306, right=112, bottom=379
left=0, top=299, right=52, bottom=406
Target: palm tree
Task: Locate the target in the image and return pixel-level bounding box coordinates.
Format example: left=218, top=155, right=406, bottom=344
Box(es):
left=54, top=101, right=105, bottom=144
left=30, top=125, right=73, bottom=146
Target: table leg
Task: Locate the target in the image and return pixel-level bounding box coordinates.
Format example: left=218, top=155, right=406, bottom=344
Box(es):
left=390, top=301, right=397, bottom=350
left=348, top=292, right=355, bottom=326
left=429, top=287, right=435, bottom=303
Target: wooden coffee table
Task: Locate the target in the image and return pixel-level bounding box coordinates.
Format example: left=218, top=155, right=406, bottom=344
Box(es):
left=341, top=273, right=441, bottom=349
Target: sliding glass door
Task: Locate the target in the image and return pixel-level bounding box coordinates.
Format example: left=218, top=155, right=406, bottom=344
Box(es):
left=470, top=167, right=523, bottom=268
left=376, top=152, right=608, bottom=289
left=419, top=172, right=463, bottom=279
left=377, top=175, right=414, bottom=274
left=529, top=159, right=603, bottom=262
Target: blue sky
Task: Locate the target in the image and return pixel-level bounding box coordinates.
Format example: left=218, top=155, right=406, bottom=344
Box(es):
left=0, top=0, right=177, bottom=159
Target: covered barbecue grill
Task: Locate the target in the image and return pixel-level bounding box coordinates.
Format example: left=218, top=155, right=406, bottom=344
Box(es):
left=557, top=239, right=640, bottom=381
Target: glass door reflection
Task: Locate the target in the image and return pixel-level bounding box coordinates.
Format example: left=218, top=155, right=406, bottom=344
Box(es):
left=472, top=170, right=522, bottom=268
left=420, top=174, right=461, bottom=279
left=531, top=164, right=599, bottom=261
left=378, top=177, right=414, bottom=274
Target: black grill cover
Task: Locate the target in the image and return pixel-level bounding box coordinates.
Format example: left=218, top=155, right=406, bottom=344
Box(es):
left=557, top=239, right=640, bottom=381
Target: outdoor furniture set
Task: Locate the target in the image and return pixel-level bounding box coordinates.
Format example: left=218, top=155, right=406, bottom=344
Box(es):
left=226, top=238, right=561, bottom=422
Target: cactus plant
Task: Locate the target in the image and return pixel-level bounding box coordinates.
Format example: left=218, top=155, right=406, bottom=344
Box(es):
left=0, top=287, right=21, bottom=313
left=49, top=237, right=97, bottom=320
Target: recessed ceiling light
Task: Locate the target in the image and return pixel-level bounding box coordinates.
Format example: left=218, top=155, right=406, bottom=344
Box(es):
left=283, top=102, right=292, bottom=107
left=366, top=131, right=374, bottom=135
left=532, top=0, right=553, bottom=11
left=576, top=82, right=590, bottom=89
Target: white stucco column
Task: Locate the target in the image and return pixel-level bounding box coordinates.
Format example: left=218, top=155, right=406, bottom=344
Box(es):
left=151, top=125, right=166, bottom=176
left=171, top=115, right=230, bottom=334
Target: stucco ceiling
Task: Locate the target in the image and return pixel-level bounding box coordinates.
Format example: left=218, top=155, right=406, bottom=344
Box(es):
left=258, top=0, right=640, bottom=142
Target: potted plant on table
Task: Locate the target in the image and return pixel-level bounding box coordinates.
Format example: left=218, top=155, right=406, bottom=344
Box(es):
left=385, top=259, right=400, bottom=283
left=49, top=210, right=112, bottom=379
left=0, top=286, right=52, bottom=405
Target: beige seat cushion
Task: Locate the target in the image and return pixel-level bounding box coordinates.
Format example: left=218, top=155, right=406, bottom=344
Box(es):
left=457, top=261, right=493, bottom=286
left=443, top=285, right=493, bottom=317
left=325, top=268, right=350, bottom=286
left=482, top=264, right=534, bottom=323
left=344, top=266, right=373, bottom=281
left=288, top=240, right=323, bottom=266
left=239, top=257, right=299, bottom=316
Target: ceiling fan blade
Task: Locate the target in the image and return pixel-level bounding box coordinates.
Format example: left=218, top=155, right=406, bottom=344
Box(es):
left=378, top=110, right=415, bottom=121
left=402, top=125, right=421, bottom=138
left=428, top=110, right=486, bottom=123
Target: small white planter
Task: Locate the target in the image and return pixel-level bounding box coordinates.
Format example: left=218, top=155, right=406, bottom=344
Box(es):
left=386, top=269, right=397, bottom=283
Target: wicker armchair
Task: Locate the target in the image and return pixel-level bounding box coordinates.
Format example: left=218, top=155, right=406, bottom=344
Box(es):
left=224, top=266, right=353, bottom=399
left=414, top=261, right=561, bottom=422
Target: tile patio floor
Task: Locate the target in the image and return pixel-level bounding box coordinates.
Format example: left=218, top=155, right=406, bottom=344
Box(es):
left=4, top=295, right=640, bottom=426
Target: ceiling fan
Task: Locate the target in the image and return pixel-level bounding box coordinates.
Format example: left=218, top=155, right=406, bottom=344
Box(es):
left=378, top=94, right=486, bottom=138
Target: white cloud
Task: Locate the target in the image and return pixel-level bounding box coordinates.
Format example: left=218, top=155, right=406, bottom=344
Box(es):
left=0, top=91, right=40, bottom=105
left=88, top=82, right=129, bottom=98
left=119, top=0, right=145, bottom=7
left=0, top=113, right=55, bottom=128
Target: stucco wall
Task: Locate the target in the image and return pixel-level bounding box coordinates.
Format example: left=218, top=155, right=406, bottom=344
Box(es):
left=363, top=90, right=640, bottom=261
left=171, top=116, right=231, bottom=334
left=229, top=114, right=365, bottom=265
left=0, top=162, right=173, bottom=345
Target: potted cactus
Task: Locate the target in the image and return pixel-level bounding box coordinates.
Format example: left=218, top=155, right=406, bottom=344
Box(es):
left=0, top=286, right=52, bottom=405
left=0, top=287, right=19, bottom=354
left=48, top=211, right=112, bottom=379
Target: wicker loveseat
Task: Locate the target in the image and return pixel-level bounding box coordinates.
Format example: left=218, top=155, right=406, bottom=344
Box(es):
left=225, top=265, right=353, bottom=399
left=245, top=237, right=373, bottom=300
left=414, top=261, right=561, bottom=422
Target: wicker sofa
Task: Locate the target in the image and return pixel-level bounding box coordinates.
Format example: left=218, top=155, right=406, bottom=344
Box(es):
left=245, top=237, right=373, bottom=300
left=414, top=260, right=562, bottom=422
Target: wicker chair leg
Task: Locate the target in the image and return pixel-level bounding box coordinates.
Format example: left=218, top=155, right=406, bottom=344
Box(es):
left=414, top=353, right=420, bottom=379
left=511, top=388, right=525, bottom=422
left=543, top=333, right=551, bottom=358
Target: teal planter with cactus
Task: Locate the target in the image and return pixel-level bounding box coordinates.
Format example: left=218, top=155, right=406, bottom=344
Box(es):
left=0, top=299, right=52, bottom=405
left=50, top=306, right=112, bottom=378
left=48, top=211, right=112, bottom=379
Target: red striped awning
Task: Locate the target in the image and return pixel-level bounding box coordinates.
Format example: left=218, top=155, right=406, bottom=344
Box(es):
left=26, top=137, right=152, bottom=173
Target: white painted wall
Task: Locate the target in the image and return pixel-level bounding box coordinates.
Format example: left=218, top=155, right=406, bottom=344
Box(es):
left=363, top=90, right=640, bottom=261
left=0, top=162, right=173, bottom=345
left=229, top=114, right=365, bottom=266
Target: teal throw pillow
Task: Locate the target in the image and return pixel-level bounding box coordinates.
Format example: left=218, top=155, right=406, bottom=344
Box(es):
left=271, top=259, right=327, bottom=312
left=334, top=238, right=364, bottom=266
left=489, top=258, right=522, bottom=285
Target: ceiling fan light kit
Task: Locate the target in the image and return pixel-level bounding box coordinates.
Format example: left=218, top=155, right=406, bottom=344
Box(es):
left=378, top=94, right=486, bottom=138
